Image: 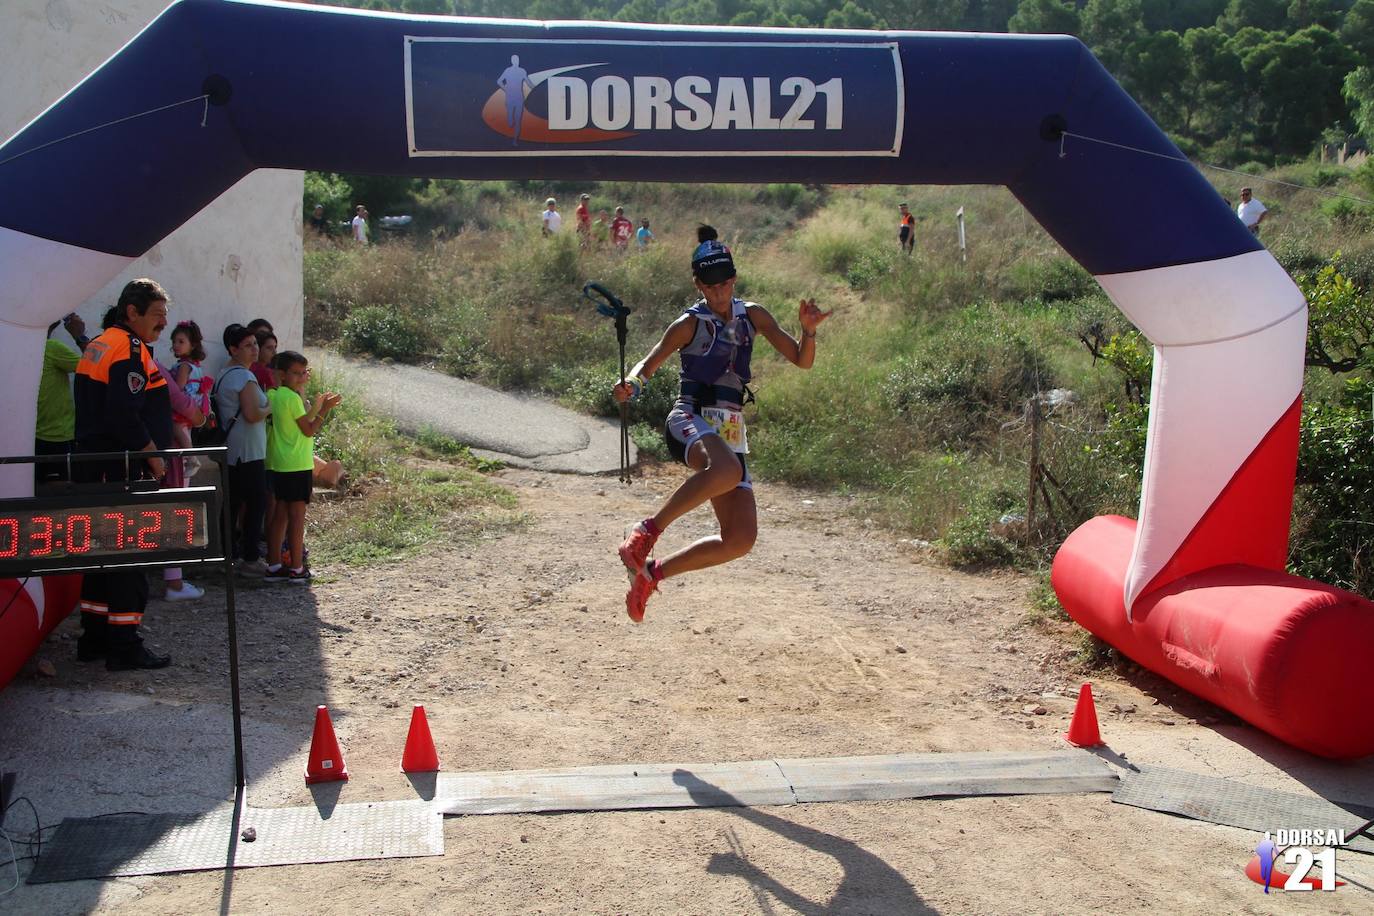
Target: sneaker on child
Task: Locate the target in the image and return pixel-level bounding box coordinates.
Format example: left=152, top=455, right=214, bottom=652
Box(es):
left=164, top=582, right=204, bottom=601
left=236, top=558, right=269, bottom=577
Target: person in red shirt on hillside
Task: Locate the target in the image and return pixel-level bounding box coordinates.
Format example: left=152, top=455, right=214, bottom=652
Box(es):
left=611, top=206, right=634, bottom=250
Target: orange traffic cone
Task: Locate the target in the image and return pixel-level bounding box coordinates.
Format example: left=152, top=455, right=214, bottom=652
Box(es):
left=400, top=704, right=440, bottom=773
left=305, top=705, right=350, bottom=784
left=1065, top=683, right=1103, bottom=747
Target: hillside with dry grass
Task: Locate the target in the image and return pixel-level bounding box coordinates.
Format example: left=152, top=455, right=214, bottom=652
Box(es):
left=304, top=172, right=1374, bottom=598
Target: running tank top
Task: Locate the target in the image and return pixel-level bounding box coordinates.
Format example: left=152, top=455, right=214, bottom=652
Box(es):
left=677, top=298, right=754, bottom=410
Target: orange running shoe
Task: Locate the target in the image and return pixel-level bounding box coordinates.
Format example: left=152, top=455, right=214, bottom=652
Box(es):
left=618, top=520, right=660, bottom=578
left=625, top=570, right=660, bottom=623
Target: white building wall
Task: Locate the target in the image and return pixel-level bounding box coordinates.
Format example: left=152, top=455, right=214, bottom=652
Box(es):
left=1, top=0, right=303, bottom=372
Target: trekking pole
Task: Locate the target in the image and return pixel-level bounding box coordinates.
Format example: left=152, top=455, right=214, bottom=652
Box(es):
left=581, top=282, right=633, bottom=484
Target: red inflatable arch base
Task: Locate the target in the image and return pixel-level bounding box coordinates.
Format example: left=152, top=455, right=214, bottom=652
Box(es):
left=1053, top=516, right=1374, bottom=760
left=0, top=574, right=82, bottom=688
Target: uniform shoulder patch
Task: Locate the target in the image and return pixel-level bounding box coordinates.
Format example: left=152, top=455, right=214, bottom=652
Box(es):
left=127, top=371, right=146, bottom=394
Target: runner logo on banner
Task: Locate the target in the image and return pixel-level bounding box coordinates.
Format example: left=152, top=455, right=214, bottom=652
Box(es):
left=404, top=37, right=904, bottom=158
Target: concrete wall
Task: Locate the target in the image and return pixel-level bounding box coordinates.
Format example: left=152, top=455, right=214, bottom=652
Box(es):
left=1, top=0, right=303, bottom=372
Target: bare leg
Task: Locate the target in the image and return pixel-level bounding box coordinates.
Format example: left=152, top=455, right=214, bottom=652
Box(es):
left=263, top=489, right=276, bottom=552
left=313, top=454, right=344, bottom=488
left=265, top=500, right=288, bottom=568
left=650, top=435, right=744, bottom=532
left=658, top=481, right=757, bottom=579
left=287, top=501, right=307, bottom=570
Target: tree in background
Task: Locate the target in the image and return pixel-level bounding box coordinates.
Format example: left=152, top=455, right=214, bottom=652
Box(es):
left=1126, top=30, right=1187, bottom=128
left=1285, top=0, right=1343, bottom=31
left=1347, top=67, right=1374, bottom=145
left=1176, top=26, right=1244, bottom=140
left=1343, top=0, right=1374, bottom=60
left=1008, top=0, right=1081, bottom=34
left=1216, top=0, right=1288, bottom=33
left=303, top=172, right=354, bottom=225
left=1139, top=0, right=1226, bottom=32
left=1080, top=0, right=1146, bottom=76
left=899, top=0, right=970, bottom=30
left=1239, top=25, right=1358, bottom=156
left=824, top=0, right=883, bottom=28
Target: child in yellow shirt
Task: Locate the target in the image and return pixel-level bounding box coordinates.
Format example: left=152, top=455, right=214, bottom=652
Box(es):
left=264, top=351, right=341, bottom=583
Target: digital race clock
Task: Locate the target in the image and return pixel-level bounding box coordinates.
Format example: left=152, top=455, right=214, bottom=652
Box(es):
left=0, top=486, right=222, bottom=576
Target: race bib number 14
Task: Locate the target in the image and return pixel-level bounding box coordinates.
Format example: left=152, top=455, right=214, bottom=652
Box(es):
left=702, top=407, right=749, bottom=454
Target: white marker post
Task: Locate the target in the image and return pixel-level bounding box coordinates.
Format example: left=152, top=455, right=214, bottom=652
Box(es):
left=956, top=206, right=967, bottom=262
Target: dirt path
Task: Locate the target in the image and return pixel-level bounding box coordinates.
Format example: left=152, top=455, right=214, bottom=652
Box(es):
left=12, top=464, right=1373, bottom=914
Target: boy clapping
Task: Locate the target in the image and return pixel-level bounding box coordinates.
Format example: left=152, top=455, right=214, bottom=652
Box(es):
left=265, top=351, right=341, bottom=583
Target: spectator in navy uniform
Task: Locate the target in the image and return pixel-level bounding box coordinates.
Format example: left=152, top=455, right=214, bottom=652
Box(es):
left=72, top=279, right=175, bottom=670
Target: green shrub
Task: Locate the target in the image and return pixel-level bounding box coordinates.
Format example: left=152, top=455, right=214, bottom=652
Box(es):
left=1030, top=404, right=1142, bottom=543
left=414, top=427, right=504, bottom=471
left=303, top=172, right=354, bottom=224
left=1007, top=257, right=1098, bottom=303
left=341, top=306, right=425, bottom=361
left=1320, top=197, right=1374, bottom=230
left=1335, top=247, right=1374, bottom=293
left=845, top=249, right=899, bottom=290
left=307, top=373, right=396, bottom=481
left=1271, top=236, right=1330, bottom=277
left=1291, top=377, right=1374, bottom=595
left=557, top=360, right=680, bottom=427
left=756, top=183, right=823, bottom=213
left=630, top=422, right=671, bottom=461
left=438, top=329, right=486, bottom=378
left=1273, top=162, right=1349, bottom=189
left=1074, top=631, right=1116, bottom=668
left=871, top=452, right=1014, bottom=540
left=804, top=232, right=869, bottom=277
left=884, top=320, right=1054, bottom=446
left=938, top=493, right=1023, bottom=568
left=794, top=208, right=877, bottom=277
left=1026, top=569, right=1069, bottom=625
left=313, top=464, right=521, bottom=566
left=1356, top=159, right=1374, bottom=198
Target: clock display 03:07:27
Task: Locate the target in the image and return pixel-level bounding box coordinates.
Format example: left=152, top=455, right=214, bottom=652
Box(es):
left=0, top=504, right=207, bottom=560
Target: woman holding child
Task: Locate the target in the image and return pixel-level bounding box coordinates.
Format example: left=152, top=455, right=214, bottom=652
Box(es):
left=216, top=324, right=272, bottom=574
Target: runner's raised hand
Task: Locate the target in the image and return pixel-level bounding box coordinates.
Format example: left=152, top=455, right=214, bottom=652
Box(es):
left=798, top=298, right=832, bottom=334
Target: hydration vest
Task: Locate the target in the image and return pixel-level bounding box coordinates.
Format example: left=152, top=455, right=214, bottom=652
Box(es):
left=678, top=298, right=755, bottom=408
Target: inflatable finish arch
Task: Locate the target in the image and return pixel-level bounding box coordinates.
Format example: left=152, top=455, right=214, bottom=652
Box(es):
left=2, top=0, right=1370, bottom=756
